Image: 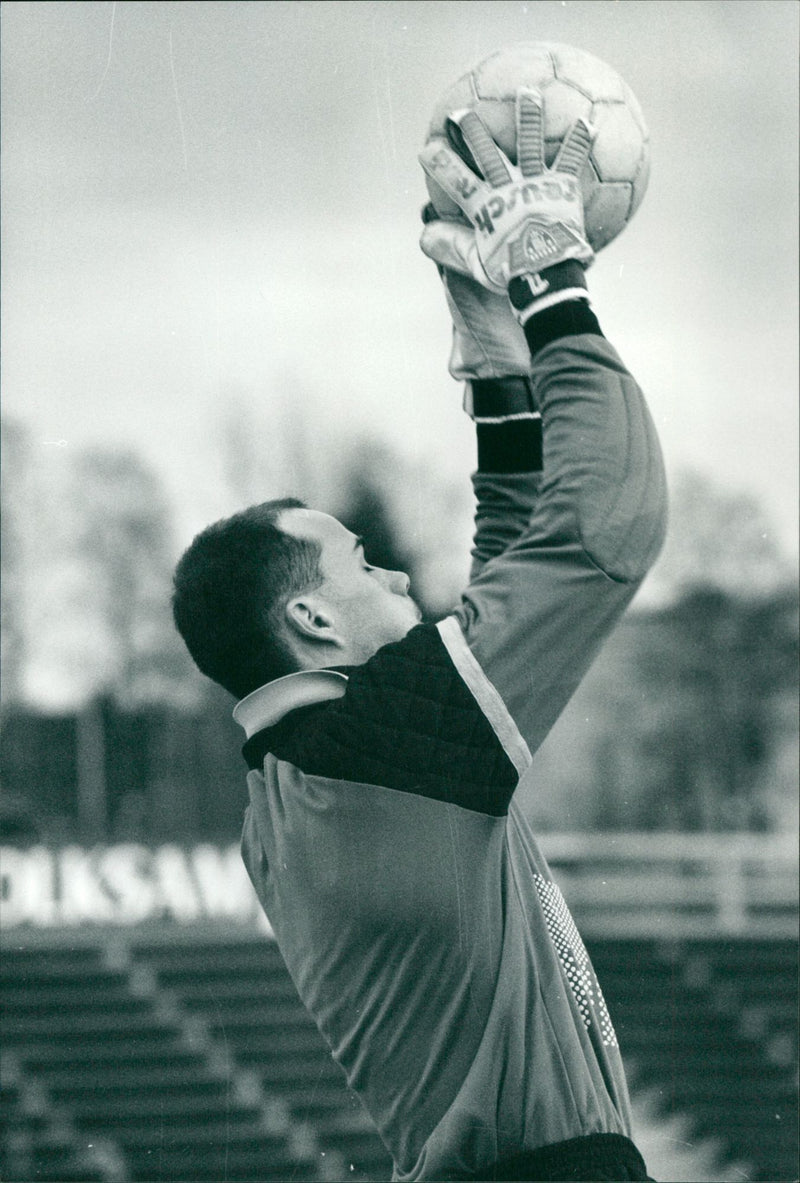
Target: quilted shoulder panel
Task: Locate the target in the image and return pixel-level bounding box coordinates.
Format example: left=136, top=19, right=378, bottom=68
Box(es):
left=242, top=623, right=518, bottom=817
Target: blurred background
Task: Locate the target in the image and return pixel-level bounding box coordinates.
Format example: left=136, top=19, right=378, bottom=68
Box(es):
left=1, top=3, right=798, bottom=1182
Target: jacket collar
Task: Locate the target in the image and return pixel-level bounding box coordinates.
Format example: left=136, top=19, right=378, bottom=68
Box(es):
left=232, top=669, right=348, bottom=738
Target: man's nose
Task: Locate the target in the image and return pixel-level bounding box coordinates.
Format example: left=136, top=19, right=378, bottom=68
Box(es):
left=382, top=568, right=410, bottom=595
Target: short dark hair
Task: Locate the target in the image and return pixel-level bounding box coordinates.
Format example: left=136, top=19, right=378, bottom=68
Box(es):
left=172, top=497, right=323, bottom=699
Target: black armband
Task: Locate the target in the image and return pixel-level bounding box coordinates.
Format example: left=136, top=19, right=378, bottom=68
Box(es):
left=522, top=299, right=603, bottom=358
left=468, top=376, right=542, bottom=474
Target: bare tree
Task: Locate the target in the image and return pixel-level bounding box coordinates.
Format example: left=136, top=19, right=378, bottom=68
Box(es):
left=645, top=468, right=795, bottom=604
left=0, top=418, right=29, bottom=709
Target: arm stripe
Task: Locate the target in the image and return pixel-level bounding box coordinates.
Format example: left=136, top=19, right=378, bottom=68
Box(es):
left=522, top=300, right=603, bottom=358
left=436, top=615, right=532, bottom=779
left=473, top=411, right=542, bottom=425
left=516, top=288, right=591, bottom=323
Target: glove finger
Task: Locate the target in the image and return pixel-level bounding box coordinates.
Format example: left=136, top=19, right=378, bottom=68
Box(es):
left=419, top=140, right=489, bottom=223
left=448, top=109, right=512, bottom=188
left=419, top=221, right=504, bottom=292
left=421, top=200, right=469, bottom=230
left=552, top=117, right=595, bottom=176
left=445, top=119, right=481, bottom=177
left=516, top=89, right=545, bottom=178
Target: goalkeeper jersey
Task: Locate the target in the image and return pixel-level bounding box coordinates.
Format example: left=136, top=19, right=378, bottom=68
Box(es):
left=237, top=332, right=667, bottom=1180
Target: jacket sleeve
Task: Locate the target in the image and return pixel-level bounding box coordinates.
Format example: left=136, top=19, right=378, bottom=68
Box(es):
left=469, top=469, right=542, bottom=581
left=438, top=331, right=668, bottom=773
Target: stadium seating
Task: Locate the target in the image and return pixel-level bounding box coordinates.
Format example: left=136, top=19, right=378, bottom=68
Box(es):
left=1, top=933, right=797, bottom=1181
left=589, top=937, right=799, bottom=1183
left=131, top=936, right=393, bottom=1180
left=1, top=941, right=324, bottom=1182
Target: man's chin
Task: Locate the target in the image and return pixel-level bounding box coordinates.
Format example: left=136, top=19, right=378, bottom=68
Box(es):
left=391, top=603, right=423, bottom=644
left=408, top=598, right=424, bottom=626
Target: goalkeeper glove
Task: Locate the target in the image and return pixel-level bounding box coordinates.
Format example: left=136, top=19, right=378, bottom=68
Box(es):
left=419, top=90, right=595, bottom=299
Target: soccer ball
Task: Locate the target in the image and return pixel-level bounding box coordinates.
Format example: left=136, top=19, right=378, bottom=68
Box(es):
left=425, top=43, right=650, bottom=252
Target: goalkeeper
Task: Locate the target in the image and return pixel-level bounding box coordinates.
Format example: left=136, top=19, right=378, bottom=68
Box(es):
left=172, top=93, right=666, bottom=1182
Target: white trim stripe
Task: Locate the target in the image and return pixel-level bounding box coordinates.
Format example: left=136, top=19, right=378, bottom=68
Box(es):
left=517, top=288, right=590, bottom=323
left=436, top=615, right=532, bottom=779
left=473, top=411, right=542, bottom=425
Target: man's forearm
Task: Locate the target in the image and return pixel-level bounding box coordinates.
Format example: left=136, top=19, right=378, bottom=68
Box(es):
left=467, top=274, right=605, bottom=580
left=470, top=469, right=542, bottom=581
left=467, top=375, right=543, bottom=578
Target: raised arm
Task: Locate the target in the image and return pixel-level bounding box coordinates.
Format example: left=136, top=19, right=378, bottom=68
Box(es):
left=449, top=306, right=666, bottom=764
left=420, top=94, right=667, bottom=768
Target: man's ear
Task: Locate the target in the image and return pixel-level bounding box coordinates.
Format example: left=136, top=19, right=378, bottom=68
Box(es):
left=284, top=595, right=345, bottom=649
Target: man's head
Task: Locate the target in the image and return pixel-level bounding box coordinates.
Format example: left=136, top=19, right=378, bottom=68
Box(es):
left=172, top=498, right=421, bottom=699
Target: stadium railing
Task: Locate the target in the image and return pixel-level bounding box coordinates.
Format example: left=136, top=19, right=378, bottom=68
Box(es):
left=541, top=831, right=798, bottom=938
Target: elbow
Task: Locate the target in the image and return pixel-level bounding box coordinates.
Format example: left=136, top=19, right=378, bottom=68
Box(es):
left=647, top=477, right=670, bottom=573
left=579, top=439, right=669, bottom=585
left=620, top=483, right=669, bottom=585
left=575, top=373, right=669, bottom=583
left=580, top=499, right=667, bottom=584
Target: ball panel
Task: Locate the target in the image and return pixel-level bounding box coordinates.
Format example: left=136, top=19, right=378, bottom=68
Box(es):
left=590, top=103, right=647, bottom=182
left=473, top=44, right=556, bottom=99
left=620, top=80, right=649, bottom=139
left=584, top=182, right=634, bottom=251
left=628, top=152, right=651, bottom=219
left=551, top=44, right=625, bottom=102
left=471, top=99, right=517, bottom=159
left=539, top=79, right=594, bottom=142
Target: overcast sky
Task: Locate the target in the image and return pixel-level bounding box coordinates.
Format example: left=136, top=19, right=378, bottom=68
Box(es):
left=3, top=0, right=798, bottom=560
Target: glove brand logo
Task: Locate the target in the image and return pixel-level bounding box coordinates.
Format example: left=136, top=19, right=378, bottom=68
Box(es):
left=473, top=178, right=580, bottom=236
left=522, top=225, right=558, bottom=264
left=509, top=222, right=583, bottom=271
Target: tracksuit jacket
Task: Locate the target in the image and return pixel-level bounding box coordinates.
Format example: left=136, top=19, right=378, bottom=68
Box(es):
left=236, top=300, right=668, bottom=1181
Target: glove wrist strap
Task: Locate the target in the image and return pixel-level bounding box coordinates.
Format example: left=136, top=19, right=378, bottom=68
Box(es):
left=509, top=260, right=589, bottom=324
